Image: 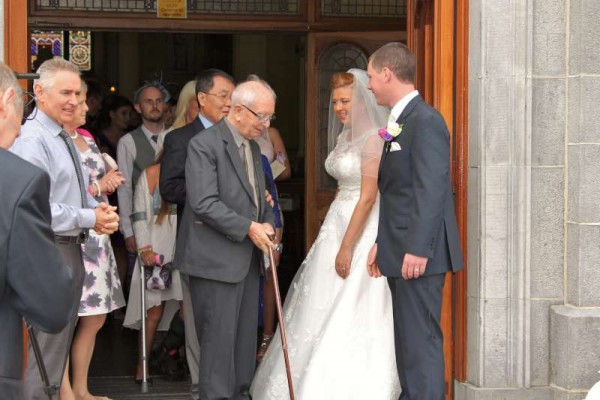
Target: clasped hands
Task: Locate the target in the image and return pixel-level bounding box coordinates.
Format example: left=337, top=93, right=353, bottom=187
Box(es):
left=248, top=221, right=276, bottom=254
left=99, top=170, right=125, bottom=194
left=94, top=202, right=119, bottom=235
left=367, top=244, right=428, bottom=280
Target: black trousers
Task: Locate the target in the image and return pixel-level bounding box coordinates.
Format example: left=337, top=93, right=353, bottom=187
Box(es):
left=388, top=273, right=446, bottom=400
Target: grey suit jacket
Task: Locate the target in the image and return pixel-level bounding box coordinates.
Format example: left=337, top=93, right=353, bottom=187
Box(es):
left=0, top=149, right=75, bottom=399
left=174, top=120, right=275, bottom=283
left=376, top=95, right=463, bottom=277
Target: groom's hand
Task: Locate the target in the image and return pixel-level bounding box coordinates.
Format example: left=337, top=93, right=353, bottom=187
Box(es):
left=402, top=253, right=428, bottom=280
left=367, top=244, right=382, bottom=278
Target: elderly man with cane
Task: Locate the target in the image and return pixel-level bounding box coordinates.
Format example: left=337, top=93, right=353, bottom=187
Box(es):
left=174, top=78, right=277, bottom=400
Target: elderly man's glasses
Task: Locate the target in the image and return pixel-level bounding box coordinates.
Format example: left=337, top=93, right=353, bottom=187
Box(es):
left=240, top=104, right=276, bottom=124
left=200, top=90, right=231, bottom=102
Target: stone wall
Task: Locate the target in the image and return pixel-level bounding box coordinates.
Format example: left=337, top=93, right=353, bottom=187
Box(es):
left=459, top=0, right=600, bottom=398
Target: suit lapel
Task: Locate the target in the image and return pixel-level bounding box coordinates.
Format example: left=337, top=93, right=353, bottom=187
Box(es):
left=220, top=122, right=255, bottom=203
left=377, top=95, right=423, bottom=185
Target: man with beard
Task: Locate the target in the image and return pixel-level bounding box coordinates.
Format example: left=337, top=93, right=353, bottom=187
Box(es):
left=117, top=83, right=166, bottom=290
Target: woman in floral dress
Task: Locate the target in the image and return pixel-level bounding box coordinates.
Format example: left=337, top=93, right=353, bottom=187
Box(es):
left=63, top=84, right=126, bottom=400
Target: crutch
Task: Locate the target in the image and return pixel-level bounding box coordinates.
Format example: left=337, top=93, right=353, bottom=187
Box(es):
left=26, top=322, right=56, bottom=400
left=135, top=249, right=150, bottom=393
left=266, top=235, right=295, bottom=400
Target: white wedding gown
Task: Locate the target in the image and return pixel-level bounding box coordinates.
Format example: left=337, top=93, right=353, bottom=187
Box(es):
left=250, top=138, right=401, bottom=399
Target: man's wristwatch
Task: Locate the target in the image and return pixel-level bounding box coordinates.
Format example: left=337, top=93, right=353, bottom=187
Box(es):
left=274, top=243, right=283, bottom=253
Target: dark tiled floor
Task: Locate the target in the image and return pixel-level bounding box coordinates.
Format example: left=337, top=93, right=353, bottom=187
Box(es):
left=88, top=376, right=190, bottom=399
left=87, top=313, right=191, bottom=398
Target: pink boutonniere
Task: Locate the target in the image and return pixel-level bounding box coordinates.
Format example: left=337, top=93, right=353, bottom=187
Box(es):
left=378, top=122, right=404, bottom=142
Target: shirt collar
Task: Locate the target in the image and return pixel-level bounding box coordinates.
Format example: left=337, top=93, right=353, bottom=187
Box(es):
left=224, top=118, right=245, bottom=148
left=198, top=112, right=214, bottom=129
left=140, top=123, right=164, bottom=139
left=390, top=90, right=419, bottom=121
left=34, top=109, right=64, bottom=137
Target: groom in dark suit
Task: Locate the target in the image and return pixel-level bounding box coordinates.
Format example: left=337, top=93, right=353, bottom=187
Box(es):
left=366, top=43, right=463, bottom=399
left=175, top=78, right=276, bottom=400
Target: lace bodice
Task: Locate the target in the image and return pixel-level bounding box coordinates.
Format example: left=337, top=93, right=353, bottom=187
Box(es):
left=325, top=141, right=363, bottom=196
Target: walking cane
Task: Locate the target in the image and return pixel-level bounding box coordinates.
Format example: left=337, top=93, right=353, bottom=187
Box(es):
left=266, top=235, right=295, bottom=400
left=26, top=322, right=56, bottom=400
left=135, top=250, right=150, bottom=393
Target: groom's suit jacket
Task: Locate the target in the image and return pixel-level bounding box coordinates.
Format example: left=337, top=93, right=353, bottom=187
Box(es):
left=376, top=95, right=463, bottom=276
left=174, top=119, right=275, bottom=283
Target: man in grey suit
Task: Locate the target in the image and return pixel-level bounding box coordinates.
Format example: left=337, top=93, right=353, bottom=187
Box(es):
left=366, top=43, right=464, bottom=399
left=175, top=79, right=276, bottom=400
left=0, top=62, right=75, bottom=400
left=10, top=59, right=119, bottom=400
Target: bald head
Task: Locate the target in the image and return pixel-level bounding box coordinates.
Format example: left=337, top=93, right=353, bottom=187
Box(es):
left=228, top=77, right=276, bottom=140
left=0, top=62, right=24, bottom=149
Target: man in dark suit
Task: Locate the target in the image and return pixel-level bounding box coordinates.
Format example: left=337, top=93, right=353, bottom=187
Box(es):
left=0, top=62, right=75, bottom=399
left=175, top=79, right=276, bottom=400
left=160, top=69, right=234, bottom=399
left=366, top=43, right=464, bottom=399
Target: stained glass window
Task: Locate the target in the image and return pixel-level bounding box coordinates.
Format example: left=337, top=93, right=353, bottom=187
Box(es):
left=31, top=30, right=92, bottom=72
left=69, top=31, right=92, bottom=71
left=31, top=31, right=64, bottom=71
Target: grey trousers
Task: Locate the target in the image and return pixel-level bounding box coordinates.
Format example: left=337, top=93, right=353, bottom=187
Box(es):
left=189, top=267, right=259, bottom=400
left=180, top=273, right=200, bottom=400
left=388, top=273, right=447, bottom=400
left=24, top=241, right=84, bottom=400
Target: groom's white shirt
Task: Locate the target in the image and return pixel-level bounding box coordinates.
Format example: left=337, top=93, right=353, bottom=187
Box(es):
left=390, top=90, right=420, bottom=121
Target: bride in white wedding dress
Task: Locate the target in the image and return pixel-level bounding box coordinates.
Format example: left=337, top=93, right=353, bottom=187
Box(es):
left=250, top=69, right=401, bottom=399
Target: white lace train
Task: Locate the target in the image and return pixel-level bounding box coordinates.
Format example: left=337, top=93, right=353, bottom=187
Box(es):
left=250, top=142, right=400, bottom=400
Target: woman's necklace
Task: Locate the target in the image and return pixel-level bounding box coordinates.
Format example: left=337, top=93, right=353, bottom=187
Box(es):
left=69, top=131, right=79, bottom=140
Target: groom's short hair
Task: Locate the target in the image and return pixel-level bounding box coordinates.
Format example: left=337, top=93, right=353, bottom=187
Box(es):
left=369, top=42, right=416, bottom=84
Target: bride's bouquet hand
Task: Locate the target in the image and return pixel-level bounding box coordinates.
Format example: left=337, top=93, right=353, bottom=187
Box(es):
left=335, top=246, right=353, bottom=279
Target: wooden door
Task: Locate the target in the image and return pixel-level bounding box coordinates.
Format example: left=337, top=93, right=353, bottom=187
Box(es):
left=407, top=0, right=468, bottom=398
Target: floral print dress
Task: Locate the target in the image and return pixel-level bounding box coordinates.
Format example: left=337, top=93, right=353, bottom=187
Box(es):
left=78, top=133, right=126, bottom=316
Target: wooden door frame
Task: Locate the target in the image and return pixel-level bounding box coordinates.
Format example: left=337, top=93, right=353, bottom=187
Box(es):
left=4, top=0, right=28, bottom=86
left=407, top=0, right=469, bottom=387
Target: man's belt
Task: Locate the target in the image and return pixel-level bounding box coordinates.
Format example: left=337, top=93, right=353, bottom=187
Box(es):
left=54, top=232, right=87, bottom=245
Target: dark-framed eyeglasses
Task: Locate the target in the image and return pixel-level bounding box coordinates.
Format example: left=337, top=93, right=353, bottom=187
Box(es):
left=22, top=91, right=37, bottom=124
left=199, top=90, right=231, bottom=102
left=239, top=104, right=276, bottom=124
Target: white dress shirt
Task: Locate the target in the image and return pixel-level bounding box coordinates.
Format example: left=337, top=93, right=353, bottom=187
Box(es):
left=116, top=124, right=163, bottom=238
left=10, top=109, right=97, bottom=236
left=390, top=90, right=420, bottom=122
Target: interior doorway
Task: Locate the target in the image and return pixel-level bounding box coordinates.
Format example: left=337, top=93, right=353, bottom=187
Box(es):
left=28, top=29, right=309, bottom=379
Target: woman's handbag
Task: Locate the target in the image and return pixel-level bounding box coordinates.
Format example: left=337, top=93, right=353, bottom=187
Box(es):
left=143, top=253, right=173, bottom=291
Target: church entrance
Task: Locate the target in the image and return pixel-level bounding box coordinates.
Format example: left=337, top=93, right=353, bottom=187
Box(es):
left=4, top=1, right=468, bottom=398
